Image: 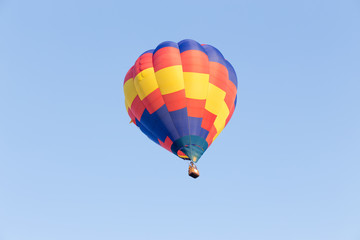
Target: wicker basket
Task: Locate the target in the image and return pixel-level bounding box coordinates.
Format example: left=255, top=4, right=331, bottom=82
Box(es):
left=188, top=162, right=200, bottom=178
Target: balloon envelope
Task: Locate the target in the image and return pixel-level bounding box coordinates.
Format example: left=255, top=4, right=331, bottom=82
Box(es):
left=123, top=39, right=237, bottom=162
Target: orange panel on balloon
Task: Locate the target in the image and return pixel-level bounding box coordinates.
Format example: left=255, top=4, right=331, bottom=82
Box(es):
left=206, top=127, right=217, bottom=146
left=159, top=136, right=173, bottom=152
left=162, top=90, right=187, bottom=112
left=153, top=47, right=182, bottom=71
left=201, top=110, right=218, bottom=131
left=209, top=62, right=229, bottom=92
left=124, top=66, right=134, bottom=85
left=142, top=89, right=165, bottom=114
left=128, top=109, right=136, bottom=125
left=130, top=96, right=145, bottom=120
left=186, top=98, right=206, bottom=118
left=133, top=52, right=153, bottom=76
left=181, top=50, right=209, bottom=74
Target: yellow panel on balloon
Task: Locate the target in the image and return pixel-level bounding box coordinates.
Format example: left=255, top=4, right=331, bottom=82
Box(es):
left=213, top=102, right=230, bottom=141
left=205, top=83, right=226, bottom=115
left=123, top=78, right=137, bottom=110
left=134, top=67, right=158, bottom=100
left=183, top=72, right=209, bottom=100
left=155, top=65, right=184, bottom=95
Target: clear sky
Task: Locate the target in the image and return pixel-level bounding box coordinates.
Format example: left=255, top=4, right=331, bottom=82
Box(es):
left=1, top=0, right=359, bottom=239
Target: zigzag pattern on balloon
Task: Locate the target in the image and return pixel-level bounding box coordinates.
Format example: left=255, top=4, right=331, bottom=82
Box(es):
left=124, top=39, right=237, bottom=162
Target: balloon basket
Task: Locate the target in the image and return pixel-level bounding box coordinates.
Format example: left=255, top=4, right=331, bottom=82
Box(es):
left=188, top=162, right=200, bottom=179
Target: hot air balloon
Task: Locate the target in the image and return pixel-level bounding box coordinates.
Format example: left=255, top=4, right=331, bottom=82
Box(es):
left=123, top=39, right=237, bottom=178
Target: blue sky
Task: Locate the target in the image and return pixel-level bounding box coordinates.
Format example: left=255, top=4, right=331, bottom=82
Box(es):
left=1, top=0, right=359, bottom=239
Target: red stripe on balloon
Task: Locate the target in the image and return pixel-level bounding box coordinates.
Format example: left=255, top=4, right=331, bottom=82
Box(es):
left=224, top=81, right=237, bottom=110
left=133, top=52, right=154, bottom=77
left=130, top=96, right=146, bottom=120
left=124, top=66, right=134, bottom=85
left=162, top=90, right=187, bottom=112
left=206, top=126, right=217, bottom=146
left=128, top=109, right=137, bottom=125
left=142, top=89, right=165, bottom=114
left=153, top=47, right=182, bottom=71
left=225, top=104, right=235, bottom=126
left=180, top=50, right=209, bottom=74
left=209, top=62, right=229, bottom=92
left=201, top=110, right=217, bottom=131
left=158, top=136, right=173, bottom=152
left=186, top=98, right=206, bottom=118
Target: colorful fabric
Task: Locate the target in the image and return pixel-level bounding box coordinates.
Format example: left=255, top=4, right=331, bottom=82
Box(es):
left=123, top=39, right=237, bottom=162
